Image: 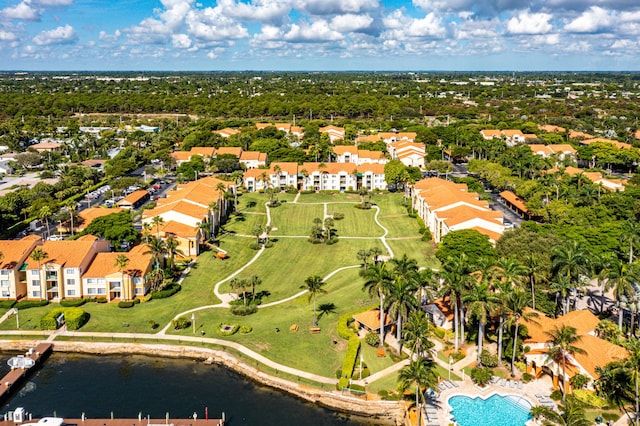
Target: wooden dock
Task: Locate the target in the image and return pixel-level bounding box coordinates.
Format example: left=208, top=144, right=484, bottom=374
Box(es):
left=0, top=342, right=53, bottom=402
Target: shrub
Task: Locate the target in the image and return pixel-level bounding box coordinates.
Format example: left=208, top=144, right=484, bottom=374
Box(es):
left=40, top=308, right=65, bottom=330
left=118, top=301, right=135, bottom=309
left=217, top=323, right=239, bottom=336
left=522, top=372, right=533, bottom=383
left=479, top=350, right=498, bottom=368
left=173, top=316, right=190, bottom=330
left=354, top=203, right=371, bottom=210
left=60, top=299, right=86, bottom=307
left=133, top=298, right=141, bottom=304
left=230, top=305, right=258, bottom=316
left=421, top=229, right=433, bottom=241
left=549, top=390, right=563, bottom=401
left=308, top=237, right=323, bottom=244
left=337, top=305, right=374, bottom=340
left=350, top=384, right=366, bottom=394
left=433, top=328, right=445, bottom=339
left=325, top=237, right=339, bottom=245
left=335, top=369, right=342, bottom=379
left=239, top=325, right=252, bottom=334
left=95, top=297, right=107, bottom=303
left=65, top=308, right=89, bottom=330
left=333, top=212, right=345, bottom=220
left=365, top=331, right=380, bottom=347
left=573, top=390, right=606, bottom=408
left=514, top=361, right=527, bottom=372
left=570, top=373, right=590, bottom=390
left=151, top=284, right=181, bottom=300
left=248, top=242, right=261, bottom=250
left=470, top=367, right=493, bottom=386
left=0, top=300, right=16, bottom=309
left=149, top=321, right=159, bottom=329
left=15, top=299, right=49, bottom=309
left=340, top=335, right=361, bottom=380
left=264, top=241, right=274, bottom=248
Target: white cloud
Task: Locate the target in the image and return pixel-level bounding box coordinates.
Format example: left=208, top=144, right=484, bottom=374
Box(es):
left=99, top=30, right=121, bottom=42
left=32, top=24, right=76, bottom=45
left=0, top=30, right=17, bottom=41
left=283, top=20, right=344, bottom=42
left=330, top=14, right=373, bottom=32
left=33, top=0, right=73, bottom=5
left=172, top=33, right=192, bottom=48
left=1, top=2, right=39, bottom=20
left=217, top=0, right=291, bottom=24
left=564, top=6, right=614, bottom=33
left=298, top=0, right=378, bottom=15
left=506, top=11, right=553, bottom=34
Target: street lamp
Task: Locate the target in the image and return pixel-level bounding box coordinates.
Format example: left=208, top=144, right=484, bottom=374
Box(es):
left=13, top=308, right=18, bottom=329
left=191, top=313, right=195, bottom=334
left=448, top=356, right=453, bottom=381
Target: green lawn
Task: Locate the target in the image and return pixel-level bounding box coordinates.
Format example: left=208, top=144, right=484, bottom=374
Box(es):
left=329, top=204, right=383, bottom=237
left=372, top=193, right=408, bottom=216
left=169, top=267, right=378, bottom=377
left=296, top=192, right=361, bottom=204
left=378, top=213, right=422, bottom=238
left=270, top=203, right=324, bottom=236
left=220, top=238, right=376, bottom=301
left=386, top=238, right=440, bottom=270
left=223, top=211, right=267, bottom=235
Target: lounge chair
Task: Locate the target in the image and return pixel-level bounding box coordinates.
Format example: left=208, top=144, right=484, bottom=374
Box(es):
left=535, top=394, right=545, bottom=399
left=491, top=376, right=500, bottom=384
left=449, top=380, right=459, bottom=388
left=500, top=379, right=507, bottom=387
left=518, top=381, right=523, bottom=390
left=444, top=381, right=453, bottom=389
left=509, top=380, right=515, bottom=388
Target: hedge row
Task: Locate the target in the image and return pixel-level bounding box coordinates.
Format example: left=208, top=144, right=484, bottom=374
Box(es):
left=15, top=300, right=49, bottom=309
left=0, top=300, right=16, bottom=309
left=60, top=299, right=86, bottom=307
left=40, top=307, right=89, bottom=330
left=151, top=284, right=181, bottom=299
left=337, top=335, right=361, bottom=390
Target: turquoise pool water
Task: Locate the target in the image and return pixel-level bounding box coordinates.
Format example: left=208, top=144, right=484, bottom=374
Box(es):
left=448, top=394, right=532, bottom=426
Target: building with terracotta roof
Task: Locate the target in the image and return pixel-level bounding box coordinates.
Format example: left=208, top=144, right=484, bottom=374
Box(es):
left=559, top=166, right=627, bottom=192
left=388, top=141, right=426, bottom=169
left=0, top=237, right=42, bottom=299
left=528, top=144, right=577, bottom=162
left=116, top=190, right=150, bottom=210
left=411, top=178, right=505, bottom=244
left=520, top=309, right=627, bottom=391
left=355, top=134, right=381, bottom=144
left=480, top=129, right=525, bottom=147
left=538, top=124, right=566, bottom=133
left=300, top=162, right=387, bottom=191
left=30, top=141, right=62, bottom=152
left=319, top=125, right=345, bottom=142
left=378, top=132, right=417, bottom=143
left=82, top=244, right=153, bottom=301
left=352, top=309, right=392, bottom=333
left=243, top=162, right=299, bottom=192
left=25, top=235, right=111, bottom=301
left=67, top=207, right=126, bottom=233
left=213, top=128, right=240, bottom=138
left=239, top=151, right=268, bottom=169
left=499, top=191, right=531, bottom=220
left=332, top=145, right=387, bottom=165
left=568, top=130, right=593, bottom=140
left=159, top=220, right=201, bottom=258
left=579, top=138, right=633, bottom=150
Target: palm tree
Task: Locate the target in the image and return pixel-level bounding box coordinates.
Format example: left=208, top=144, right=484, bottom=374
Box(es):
left=323, top=217, right=334, bottom=241
left=398, top=358, right=439, bottom=426
left=596, top=361, right=635, bottom=424
left=196, top=221, right=211, bottom=244
left=545, top=325, right=586, bottom=400
left=463, top=281, right=500, bottom=365
left=523, top=253, right=546, bottom=311
left=114, top=254, right=129, bottom=302
left=249, top=275, right=261, bottom=301
left=390, top=254, right=419, bottom=278
left=624, top=338, right=640, bottom=426
left=165, top=235, right=185, bottom=271
left=439, top=254, right=473, bottom=352
left=229, top=277, right=242, bottom=301
left=151, top=215, right=164, bottom=238
left=252, top=224, right=263, bottom=244
left=301, top=276, right=327, bottom=326
left=64, top=200, right=77, bottom=236
left=144, top=237, right=166, bottom=270
left=356, top=249, right=370, bottom=273
left=385, top=275, right=419, bottom=353
left=551, top=241, right=591, bottom=312
left=142, top=222, right=153, bottom=243
left=550, top=275, right=575, bottom=316
left=504, top=288, right=538, bottom=376
left=529, top=396, right=590, bottom=426
left=604, top=257, right=639, bottom=331
left=363, top=263, right=392, bottom=346
left=30, top=248, right=48, bottom=301
left=403, top=311, right=434, bottom=358
left=208, top=201, right=220, bottom=234
left=39, top=205, right=52, bottom=239
left=622, top=220, right=640, bottom=264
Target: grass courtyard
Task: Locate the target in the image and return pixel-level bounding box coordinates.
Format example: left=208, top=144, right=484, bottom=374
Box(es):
left=0, top=191, right=439, bottom=391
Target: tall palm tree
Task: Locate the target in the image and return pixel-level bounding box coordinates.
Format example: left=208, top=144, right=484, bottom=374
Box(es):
left=151, top=215, right=164, bottom=238
left=39, top=205, right=52, bottom=239
left=385, top=275, right=419, bottom=353
left=523, top=253, right=546, bottom=311
left=144, top=237, right=166, bottom=270
left=604, top=257, right=640, bottom=331
left=403, top=311, right=434, bottom=358
left=363, top=263, right=393, bottom=346
left=208, top=201, right=220, bottom=234
left=545, top=325, right=586, bottom=400
left=142, top=222, right=153, bottom=243
left=550, top=275, right=575, bottom=316
left=622, top=220, right=640, bottom=264
left=249, top=275, right=261, bottom=301
left=398, top=358, right=439, bottom=426
left=114, top=254, right=129, bottom=302
left=356, top=249, right=370, bottom=273
left=300, top=275, right=327, bottom=326
left=551, top=241, right=591, bottom=313
left=596, top=361, right=635, bottom=424
left=165, top=235, right=185, bottom=271
left=30, top=248, right=48, bottom=301
left=439, top=254, right=473, bottom=352
left=463, top=281, right=500, bottom=365
left=504, top=288, right=538, bottom=376
left=323, top=217, right=334, bottom=241
left=64, top=200, right=77, bottom=236
left=624, top=338, right=640, bottom=426
left=529, top=396, right=590, bottom=426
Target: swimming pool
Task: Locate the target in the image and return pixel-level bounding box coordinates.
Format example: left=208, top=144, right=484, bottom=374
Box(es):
left=448, top=394, right=532, bottom=426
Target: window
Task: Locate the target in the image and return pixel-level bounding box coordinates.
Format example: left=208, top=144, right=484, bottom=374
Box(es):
left=0, top=280, right=9, bottom=288
left=65, top=268, right=75, bottom=275
left=67, top=289, right=76, bottom=296
left=0, top=270, right=8, bottom=276
left=1, top=290, right=9, bottom=297
left=32, top=280, right=40, bottom=287
left=31, top=270, right=39, bottom=276
left=134, top=288, right=143, bottom=295
left=87, top=278, right=96, bottom=285
left=32, top=290, right=40, bottom=298
left=133, top=277, right=142, bottom=285
left=98, top=288, right=106, bottom=295
left=87, top=288, right=97, bottom=295
left=66, top=279, right=76, bottom=286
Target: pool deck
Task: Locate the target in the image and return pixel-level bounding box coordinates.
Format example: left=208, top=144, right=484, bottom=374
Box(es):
left=425, top=376, right=555, bottom=426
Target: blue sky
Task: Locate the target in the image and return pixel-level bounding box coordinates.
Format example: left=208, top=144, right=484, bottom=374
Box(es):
left=1, top=0, right=640, bottom=71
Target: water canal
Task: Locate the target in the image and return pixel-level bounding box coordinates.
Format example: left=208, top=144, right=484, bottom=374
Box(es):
left=0, top=353, right=378, bottom=425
